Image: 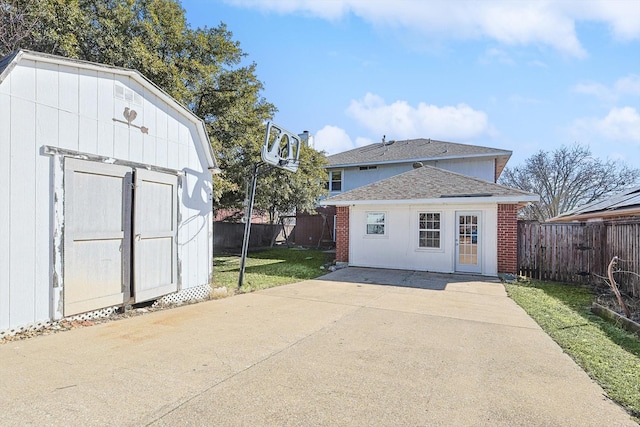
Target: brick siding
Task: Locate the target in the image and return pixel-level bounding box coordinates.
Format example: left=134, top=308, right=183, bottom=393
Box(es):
left=335, top=206, right=349, bottom=263
left=497, top=204, right=518, bottom=274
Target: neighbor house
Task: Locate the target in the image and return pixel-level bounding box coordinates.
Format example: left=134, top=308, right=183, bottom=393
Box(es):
left=550, top=186, right=640, bottom=222
left=320, top=138, right=538, bottom=276
left=0, top=50, right=219, bottom=336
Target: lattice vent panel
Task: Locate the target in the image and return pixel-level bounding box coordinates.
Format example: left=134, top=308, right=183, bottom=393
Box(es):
left=153, top=284, right=212, bottom=307
left=0, top=306, right=119, bottom=339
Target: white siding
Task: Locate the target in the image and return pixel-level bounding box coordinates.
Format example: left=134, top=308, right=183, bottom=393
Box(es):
left=0, top=56, right=214, bottom=332
left=36, top=61, right=58, bottom=108
left=58, top=65, right=79, bottom=114
left=349, top=203, right=498, bottom=276
left=9, top=96, right=38, bottom=326
left=96, top=71, right=115, bottom=157
left=0, top=92, right=10, bottom=330
left=59, top=109, right=79, bottom=151
left=11, top=59, right=35, bottom=101
left=78, top=68, right=98, bottom=118
left=34, top=129, right=51, bottom=324
left=36, top=104, right=58, bottom=147
left=78, top=68, right=99, bottom=154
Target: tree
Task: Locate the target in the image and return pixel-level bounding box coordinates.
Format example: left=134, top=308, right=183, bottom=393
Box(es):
left=0, top=0, right=327, bottom=217
left=255, top=143, right=329, bottom=224
left=499, top=144, right=640, bottom=221
left=0, top=0, right=86, bottom=58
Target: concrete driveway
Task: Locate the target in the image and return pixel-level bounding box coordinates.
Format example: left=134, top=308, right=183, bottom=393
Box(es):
left=0, top=268, right=635, bottom=426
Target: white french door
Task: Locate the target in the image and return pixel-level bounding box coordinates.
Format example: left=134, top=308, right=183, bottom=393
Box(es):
left=455, top=212, right=481, bottom=273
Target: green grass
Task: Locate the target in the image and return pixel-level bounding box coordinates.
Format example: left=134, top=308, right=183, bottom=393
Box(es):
left=213, top=247, right=333, bottom=293
left=505, top=280, right=640, bottom=418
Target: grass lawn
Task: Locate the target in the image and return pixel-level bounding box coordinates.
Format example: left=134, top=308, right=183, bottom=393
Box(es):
left=213, top=247, right=333, bottom=293
left=505, top=280, right=640, bottom=419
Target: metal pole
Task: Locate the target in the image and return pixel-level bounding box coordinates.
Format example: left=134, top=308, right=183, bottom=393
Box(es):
left=238, top=162, right=260, bottom=289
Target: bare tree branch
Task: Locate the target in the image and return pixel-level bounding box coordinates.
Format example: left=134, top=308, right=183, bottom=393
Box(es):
left=499, top=144, right=640, bottom=221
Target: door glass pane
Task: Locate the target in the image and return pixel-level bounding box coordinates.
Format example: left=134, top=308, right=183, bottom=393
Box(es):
left=458, top=215, right=478, bottom=265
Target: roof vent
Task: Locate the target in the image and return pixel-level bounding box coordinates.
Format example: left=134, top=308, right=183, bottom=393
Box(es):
left=413, top=162, right=424, bottom=169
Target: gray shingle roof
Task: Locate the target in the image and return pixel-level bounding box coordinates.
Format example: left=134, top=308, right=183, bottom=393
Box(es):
left=0, top=50, right=19, bottom=82
left=327, top=138, right=511, bottom=166
left=322, top=164, right=538, bottom=205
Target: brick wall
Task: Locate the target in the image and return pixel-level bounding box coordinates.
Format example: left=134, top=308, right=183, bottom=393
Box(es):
left=335, top=206, right=349, bottom=263
left=497, top=204, right=518, bottom=274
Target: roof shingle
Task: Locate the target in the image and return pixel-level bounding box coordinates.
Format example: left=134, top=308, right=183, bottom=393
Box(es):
left=322, top=164, right=537, bottom=205
left=327, top=138, right=511, bottom=166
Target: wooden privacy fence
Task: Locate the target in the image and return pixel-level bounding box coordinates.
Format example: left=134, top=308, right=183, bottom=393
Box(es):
left=213, top=222, right=293, bottom=252
left=518, top=220, right=640, bottom=298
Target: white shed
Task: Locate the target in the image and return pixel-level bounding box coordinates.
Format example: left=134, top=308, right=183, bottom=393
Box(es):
left=0, top=50, right=219, bottom=335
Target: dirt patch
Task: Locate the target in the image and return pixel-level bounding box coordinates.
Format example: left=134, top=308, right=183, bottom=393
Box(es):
left=593, top=286, right=640, bottom=323
left=0, top=286, right=237, bottom=344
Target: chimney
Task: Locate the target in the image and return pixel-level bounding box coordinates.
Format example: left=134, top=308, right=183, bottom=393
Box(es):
left=298, top=130, right=314, bottom=148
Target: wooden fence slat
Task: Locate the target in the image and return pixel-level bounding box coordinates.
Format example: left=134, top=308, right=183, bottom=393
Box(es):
left=518, top=219, right=640, bottom=298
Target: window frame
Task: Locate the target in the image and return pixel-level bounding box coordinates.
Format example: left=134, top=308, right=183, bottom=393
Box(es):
left=417, top=211, right=442, bottom=250
left=327, top=170, right=343, bottom=192
left=365, top=211, right=387, bottom=237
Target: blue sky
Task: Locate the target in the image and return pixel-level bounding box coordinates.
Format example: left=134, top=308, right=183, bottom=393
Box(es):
left=181, top=0, right=640, bottom=167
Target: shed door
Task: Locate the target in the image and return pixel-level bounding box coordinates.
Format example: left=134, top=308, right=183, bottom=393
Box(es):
left=133, top=169, right=178, bottom=302
left=64, top=159, right=132, bottom=316
left=455, top=212, right=482, bottom=274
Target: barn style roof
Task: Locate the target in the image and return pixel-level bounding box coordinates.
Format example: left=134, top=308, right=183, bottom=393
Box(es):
left=320, top=163, right=538, bottom=206
left=0, top=50, right=219, bottom=172
left=550, top=186, right=640, bottom=222
left=326, top=138, right=512, bottom=181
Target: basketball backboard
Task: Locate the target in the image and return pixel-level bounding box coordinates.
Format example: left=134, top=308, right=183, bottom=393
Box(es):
left=261, top=122, right=300, bottom=173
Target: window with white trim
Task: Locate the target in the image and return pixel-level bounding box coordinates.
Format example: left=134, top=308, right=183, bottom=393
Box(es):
left=366, top=212, right=385, bottom=235
left=418, top=212, right=441, bottom=248
left=326, top=170, right=342, bottom=192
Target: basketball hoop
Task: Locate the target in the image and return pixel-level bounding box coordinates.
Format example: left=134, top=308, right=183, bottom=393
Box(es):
left=239, top=121, right=302, bottom=289
left=261, top=122, right=300, bottom=172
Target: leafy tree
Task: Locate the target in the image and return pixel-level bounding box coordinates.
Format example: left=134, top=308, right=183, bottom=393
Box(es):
left=0, top=0, right=84, bottom=56
left=499, top=144, right=640, bottom=221
left=255, top=143, right=329, bottom=224
left=0, top=0, right=327, bottom=219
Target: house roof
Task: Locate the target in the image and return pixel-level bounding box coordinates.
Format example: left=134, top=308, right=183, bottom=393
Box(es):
left=326, top=138, right=512, bottom=180
left=0, top=50, right=219, bottom=172
left=319, top=164, right=538, bottom=206
left=550, top=186, right=640, bottom=222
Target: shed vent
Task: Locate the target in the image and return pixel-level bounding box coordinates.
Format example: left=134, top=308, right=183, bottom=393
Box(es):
left=114, top=82, right=143, bottom=105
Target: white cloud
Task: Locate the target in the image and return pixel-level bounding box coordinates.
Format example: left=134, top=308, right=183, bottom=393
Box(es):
left=224, top=0, right=640, bottom=57
left=615, top=75, right=640, bottom=96
left=225, top=0, right=348, bottom=20
left=573, top=0, right=640, bottom=41
left=573, top=81, right=615, bottom=101
left=573, top=74, right=640, bottom=102
left=345, top=93, right=490, bottom=141
left=480, top=48, right=515, bottom=65
left=314, top=125, right=355, bottom=155
left=570, top=107, right=640, bottom=143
